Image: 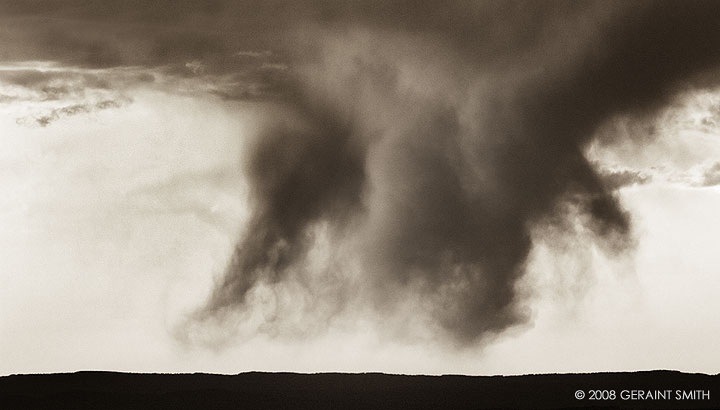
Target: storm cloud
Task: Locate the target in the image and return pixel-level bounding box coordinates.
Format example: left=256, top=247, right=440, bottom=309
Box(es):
left=5, top=1, right=720, bottom=345
left=193, top=1, right=720, bottom=344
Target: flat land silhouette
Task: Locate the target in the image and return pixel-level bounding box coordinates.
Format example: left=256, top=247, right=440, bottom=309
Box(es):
left=1, top=370, right=718, bottom=409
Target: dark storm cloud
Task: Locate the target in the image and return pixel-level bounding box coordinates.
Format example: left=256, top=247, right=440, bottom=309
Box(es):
left=6, top=1, right=720, bottom=344
left=190, top=1, right=720, bottom=344
left=193, top=97, right=365, bottom=325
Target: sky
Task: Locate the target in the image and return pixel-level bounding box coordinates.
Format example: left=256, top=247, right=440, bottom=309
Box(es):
left=1, top=1, right=720, bottom=376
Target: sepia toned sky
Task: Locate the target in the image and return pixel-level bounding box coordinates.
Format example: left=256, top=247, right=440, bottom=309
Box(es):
left=1, top=1, right=720, bottom=375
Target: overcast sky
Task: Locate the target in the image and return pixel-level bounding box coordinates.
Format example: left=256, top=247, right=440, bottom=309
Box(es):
left=1, top=1, right=720, bottom=376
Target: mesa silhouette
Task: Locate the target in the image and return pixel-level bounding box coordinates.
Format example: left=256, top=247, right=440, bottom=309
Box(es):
left=1, top=370, right=718, bottom=409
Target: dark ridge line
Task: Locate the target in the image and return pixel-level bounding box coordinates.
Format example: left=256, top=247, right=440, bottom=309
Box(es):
left=2, top=370, right=717, bottom=410
left=2, top=369, right=717, bottom=378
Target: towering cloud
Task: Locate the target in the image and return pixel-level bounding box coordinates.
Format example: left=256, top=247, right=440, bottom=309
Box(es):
left=4, top=1, right=720, bottom=345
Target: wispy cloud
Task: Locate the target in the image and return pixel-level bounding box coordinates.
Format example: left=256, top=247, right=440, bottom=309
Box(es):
left=598, top=167, right=652, bottom=190
left=236, top=50, right=273, bottom=58
left=699, top=162, right=720, bottom=187
left=16, top=97, right=131, bottom=127
left=0, top=63, right=135, bottom=126
left=0, top=57, right=288, bottom=128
